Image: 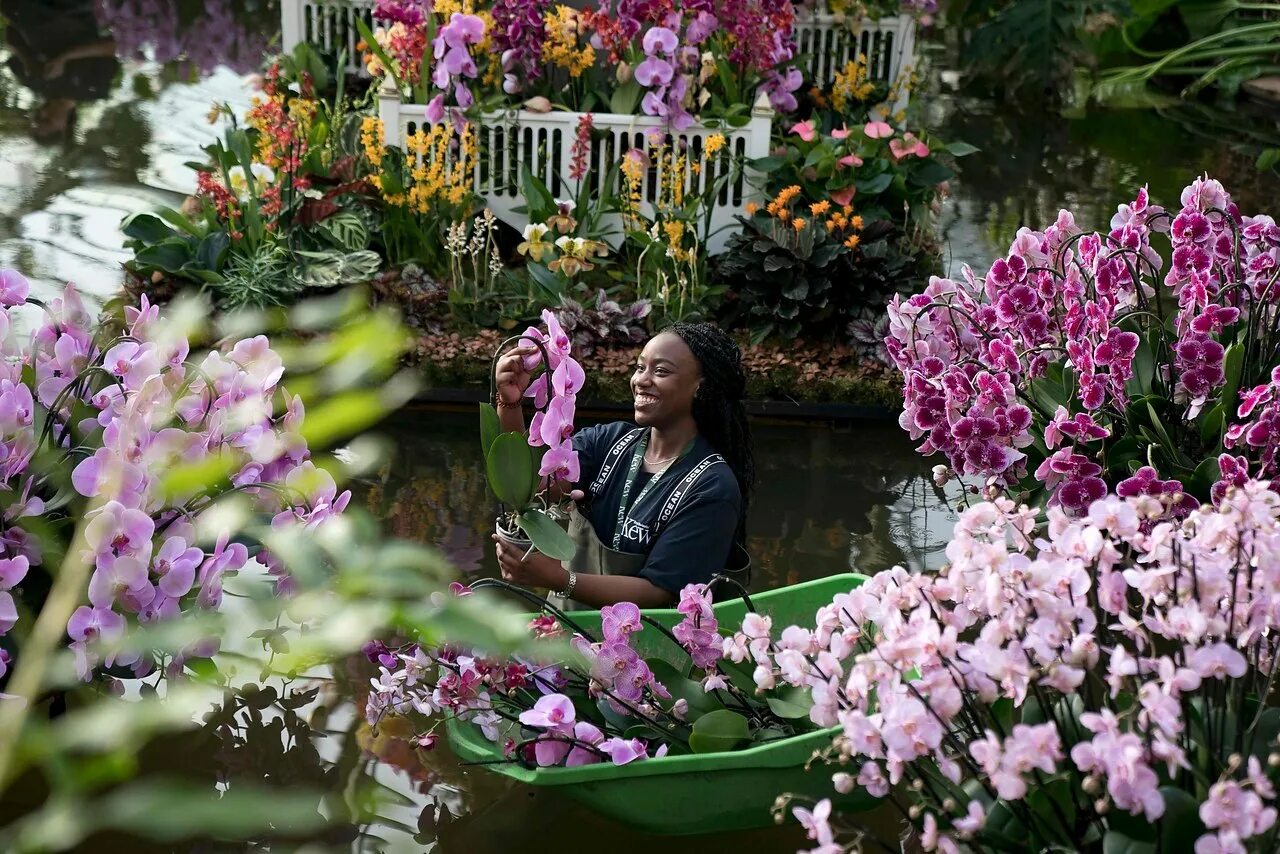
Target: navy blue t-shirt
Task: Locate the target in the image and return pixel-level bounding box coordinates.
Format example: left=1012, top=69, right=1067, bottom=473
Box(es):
left=571, top=422, right=742, bottom=595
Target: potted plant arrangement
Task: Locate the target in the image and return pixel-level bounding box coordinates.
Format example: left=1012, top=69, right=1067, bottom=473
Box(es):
left=363, top=572, right=877, bottom=834
left=886, top=176, right=1280, bottom=514
left=479, top=310, right=584, bottom=562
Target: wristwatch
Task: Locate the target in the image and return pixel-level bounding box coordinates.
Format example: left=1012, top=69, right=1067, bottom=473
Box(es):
left=554, top=565, right=577, bottom=600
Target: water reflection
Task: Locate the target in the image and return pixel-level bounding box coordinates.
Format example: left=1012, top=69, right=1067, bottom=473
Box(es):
left=932, top=91, right=1280, bottom=277
left=362, top=407, right=955, bottom=588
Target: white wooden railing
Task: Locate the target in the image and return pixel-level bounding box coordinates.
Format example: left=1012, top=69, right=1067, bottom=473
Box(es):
left=280, top=0, right=917, bottom=97
left=377, top=83, right=775, bottom=254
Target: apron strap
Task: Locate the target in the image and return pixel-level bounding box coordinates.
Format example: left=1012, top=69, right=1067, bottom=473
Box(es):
left=651, top=453, right=726, bottom=538
left=588, top=427, right=644, bottom=497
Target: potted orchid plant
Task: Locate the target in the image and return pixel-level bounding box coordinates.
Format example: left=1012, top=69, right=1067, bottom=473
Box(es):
left=886, top=176, right=1280, bottom=516
left=363, top=572, right=874, bottom=833
left=763, top=482, right=1280, bottom=854
left=479, top=310, right=584, bottom=562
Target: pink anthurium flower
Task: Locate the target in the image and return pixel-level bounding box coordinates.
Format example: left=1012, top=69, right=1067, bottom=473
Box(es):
left=790, top=120, right=816, bottom=142
left=830, top=186, right=856, bottom=206
left=831, top=124, right=851, bottom=139
left=863, top=121, right=893, bottom=139
left=837, top=154, right=863, bottom=169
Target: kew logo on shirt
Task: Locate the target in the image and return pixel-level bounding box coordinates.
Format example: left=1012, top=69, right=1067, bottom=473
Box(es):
left=619, top=518, right=652, bottom=547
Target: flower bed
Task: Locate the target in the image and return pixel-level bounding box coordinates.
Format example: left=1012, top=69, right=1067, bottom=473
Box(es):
left=375, top=86, right=774, bottom=254
left=281, top=0, right=919, bottom=95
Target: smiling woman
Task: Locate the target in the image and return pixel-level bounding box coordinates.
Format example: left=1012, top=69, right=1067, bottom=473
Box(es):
left=491, top=321, right=754, bottom=608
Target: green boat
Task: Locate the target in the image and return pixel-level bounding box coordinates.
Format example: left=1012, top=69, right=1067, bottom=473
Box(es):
left=445, top=573, right=876, bottom=835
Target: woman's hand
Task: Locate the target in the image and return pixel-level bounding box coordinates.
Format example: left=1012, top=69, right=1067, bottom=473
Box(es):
left=494, top=345, right=536, bottom=406
left=493, top=536, right=569, bottom=589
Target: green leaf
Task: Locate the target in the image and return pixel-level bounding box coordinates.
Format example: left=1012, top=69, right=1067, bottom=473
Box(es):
left=609, top=79, right=641, bottom=114
left=766, top=686, right=813, bottom=719
left=1199, top=402, right=1224, bottom=448
left=121, top=212, right=178, bottom=245
left=1220, top=342, right=1244, bottom=423
left=486, top=432, right=535, bottom=509
left=856, top=173, right=893, bottom=194
left=134, top=240, right=194, bottom=274
left=1103, top=832, right=1155, bottom=854
left=1159, top=787, right=1205, bottom=850
left=688, top=709, right=750, bottom=754
left=520, top=166, right=557, bottom=223
left=648, top=659, right=719, bottom=721
left=1258, top=148, right=1280, bottom=172
left=194, top=231, right=230, bottom=273
left=945, top=141, right=980, bottom=157
left=517, top=509, right=575, bottom=561
left=479, top=403, right=501, bottom=457
left=747, top=156, right=786, bottom=172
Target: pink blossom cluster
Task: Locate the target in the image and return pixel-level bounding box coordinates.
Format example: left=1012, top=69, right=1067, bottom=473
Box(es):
left=0, top=268, right=348, bottom=684
left=521, top=309, right=585, bottom=484
left=364, top=603, right=679, bottom=769
left=426, top=13, right=487, bottom=123
left=673, top=582, right=720, bottom=669
left=756, top=483, right=1280, bottom=853
left=885, top=176, right=1280, bottom=513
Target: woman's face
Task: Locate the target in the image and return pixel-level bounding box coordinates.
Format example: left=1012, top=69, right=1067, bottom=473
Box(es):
left=631, top=333, right=701, bottom=427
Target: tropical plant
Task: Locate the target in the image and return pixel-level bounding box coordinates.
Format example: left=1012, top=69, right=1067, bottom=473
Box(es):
left=1097, top=0, right=1280, bottom=100
left=886, top=175, right=1280, bottom=514
left=717, top=187, right=890, bottom=341
left=949, top=0, right=1127, bottom=98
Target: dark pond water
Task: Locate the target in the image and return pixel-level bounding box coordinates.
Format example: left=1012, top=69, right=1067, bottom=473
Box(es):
left=3, top=2, right=1280, bottom=851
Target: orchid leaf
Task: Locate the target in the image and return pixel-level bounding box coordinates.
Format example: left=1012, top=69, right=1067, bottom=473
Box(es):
left=1221, top=342, right=1244, bottom=425
left=517, top=510, right=575, bottom=561
left=765, top=686, right=813, bottom=720
left=1158, top=787, right=1205, bottom=849
left=688, top=709, right=749, bottom=754
left=609, top=79, right=641, bottom=115
left=1199, top=402, right=1224, bottom=447
left=1102, top=831, right=1155, bottom=854
left=486, top=432, right=534, bottom=509
left=479, top=403, right=500, bottom=457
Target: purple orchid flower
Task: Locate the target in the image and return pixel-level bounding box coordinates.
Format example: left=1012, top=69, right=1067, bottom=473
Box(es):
left=153, top=536, right=203, bottom=598
left=0, top=556, right=28, bottom=591
left=518, top=692, right=576, bottom=729
left=539, top=440, right=580, bottom=483
left=67, top=605, right=126, bottom=643
left=0, top=269, right=29, bottom=306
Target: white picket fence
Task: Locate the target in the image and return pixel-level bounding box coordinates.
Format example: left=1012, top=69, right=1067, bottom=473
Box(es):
left=280, top=0, right=916, bottom=94
left=377, top=84, right=775, bottom=254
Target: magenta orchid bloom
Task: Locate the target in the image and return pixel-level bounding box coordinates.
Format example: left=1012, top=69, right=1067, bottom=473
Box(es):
left=0, top=269, right=28, bottom=306
left=566, top=720, right=605, bottom=766
left=0, top=556, right=28, bottom=591
left=599, top=736, right=648, bottom=765
left=518, top=692, right=576, bottom=729
left=537, top=395, right=575, bottom=447
left=67, top=605, right=126, bottom=643
left=551, top=357, right=584, bottom=398
left=538, top=440, right=580, bottom=483
left=600, top=602, right=642, bottom=641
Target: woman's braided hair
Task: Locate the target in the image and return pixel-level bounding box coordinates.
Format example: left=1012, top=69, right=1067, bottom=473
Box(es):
left=664, top=322, right=754, bottom=539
